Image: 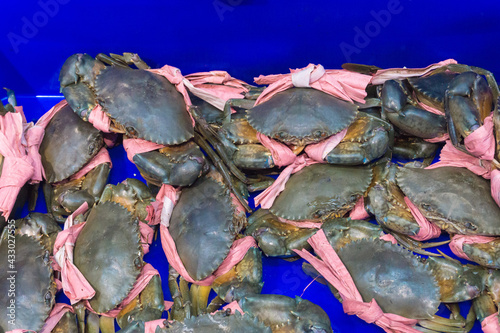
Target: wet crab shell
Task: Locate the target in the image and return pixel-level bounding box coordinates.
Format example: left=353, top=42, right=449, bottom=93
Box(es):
left=158, top=311, right=272, bottom=332
left=270, top=164, right=372, bottom=221
left=246, top=87, right=358, bottom=146
left=397, top=166, right=500, bottom=235
left=40, top=103, right=104, bottom=183
left=322, top=218, right=383, bottom=251
left=338, top=238, right=441, bottom=319
left=169, top=175, right=239, bottom=281
left=407, top=72, right=459, bottom=110
left=95, top=66, right=194, bottom=145
left=73, top=201, right=143, bottom=314
left=0, top=234, right=56, bottom=332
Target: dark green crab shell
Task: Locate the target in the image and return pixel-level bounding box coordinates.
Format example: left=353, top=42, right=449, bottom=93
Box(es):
left=169, top=175, right=238, bottom=281
left=0, top=235, right=56, bottom=332
left=40, top=103, right=103, bottom=183
left=270, top=164, right=372, bottom=221
left=408, top=72, right=459, bottom=110
left=338, top=239, right=441, bottom=319
left=322, top=218, right=383, bottom=252
left=158, top=311, right=272, bottom=333
left=397, top=166, right=500, bottom=235
left=246, top=87, right=358, bottom=145
left=95, top=66, right=194, bottom=145
left=238, top=294, right=333, bottom=333
left=73, top=201, right=143, bottom=314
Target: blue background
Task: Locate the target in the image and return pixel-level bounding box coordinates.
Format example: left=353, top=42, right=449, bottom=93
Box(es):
left=2, top=0, right=500, bottom=331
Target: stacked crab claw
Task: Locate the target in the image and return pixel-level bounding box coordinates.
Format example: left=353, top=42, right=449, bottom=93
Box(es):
left=4, top=54, right=500, bottom=333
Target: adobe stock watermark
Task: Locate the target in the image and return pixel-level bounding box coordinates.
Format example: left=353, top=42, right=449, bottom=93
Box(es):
left=5, top=219, right=16, bottom=326
left=339, top=0, right=404, bottom=62
left=7, top=0, right=70, bottom=54
left=213, top=0, right=244, bottom=22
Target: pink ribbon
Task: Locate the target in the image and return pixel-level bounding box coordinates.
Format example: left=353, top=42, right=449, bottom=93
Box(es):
left=349, top=196, right=370, bottom=220
left=403, top=197, right=441, bottom=241
left=463, top=114, right=495, bottom=160
left=157, top=184, right=257, bottom=285
left=69, top=147, right=112, bottom=181
left=294, top=230, right=421, bottom=333
left=254, top=156, right=318, bottom=209
left=304, top=128, right=349, bottom=162
left=38, top=303, right=74, bottom=333
left=222, top=300, right=245, bottom=315
left=0, top=111, right=35, bottom=218
left=185, top=71, right=249, bottom=112
left=481, top=313, right=500, bottom=333
left=277, top=216, right=322, bottom=229
left=139, top=222, right=155, bottom=255
left=254, top=64, right=371, bottom=105
left=148, top=65, right=195, bottom=126
left=380, top=233, right=398, bottom=244
left=449, top=234, right=496, bottom=261
left=123, top=137, right=165, bottom=163
left=88, top=105, right=112, bottom=133
left=370, top=59, right=458, bottom=85
left=145, top=319, right=167, bottom=333
left=256, top=133, right=297, bottom=167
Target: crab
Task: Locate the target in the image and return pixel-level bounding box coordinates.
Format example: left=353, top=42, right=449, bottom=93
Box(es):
left=396, top=165, right=500, bottom=235
left=167, top=169, right=262, bottom=321
left=267, top=163, right=372, bottom=222
left=39, top=102, right=110, bottom=222
left=237, top=294, right=333, bottom=333
left=472, top=269, right=500, bottom=329
left=59, top=53, right=206, bottom=187
left=71, top=197, right=164, bottom=332
left=0, top=234, right=56, bottom=332
left=393, top=136, right=441, bottom=161
left=12, top=212, right=62, bottom=255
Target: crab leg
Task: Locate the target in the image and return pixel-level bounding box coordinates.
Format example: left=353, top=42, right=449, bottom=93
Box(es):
left=206, top=295, right=226, bottom=313
left=95, top=53, right=129, bottom=68
left=169, top=266, right=192, bottom=321
left=86, top=312, right=100, bottom=333
left=74, top=302, right=86, bottom=333
left=99, top=316, right=115, bottom=333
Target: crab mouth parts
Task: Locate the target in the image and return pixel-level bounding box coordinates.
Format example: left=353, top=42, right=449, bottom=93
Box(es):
left=272, top=132, right=333, bottom=146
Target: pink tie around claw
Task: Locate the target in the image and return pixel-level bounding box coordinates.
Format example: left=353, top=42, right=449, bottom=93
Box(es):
left=88, top=105, right=112, bottom=133
left=349, top=196, right=370, bottom=220
left=481, top=313, right=500, bottom=333
left=156, top=184, right=257, bottom=286
left=403, top=197, right=441, bottom=241
left=449, top=234, right=496, bottom=261
left=0, top=109, right=35, bottom=219
left=123, top=137, right=165, bottom=163
left=185, top=71, right=249, bottom=112
left=294, top=230, right=421, bottom=333
left=37, top=303, right=74, bottom=333
left=69, top=147, right=112, bottom=181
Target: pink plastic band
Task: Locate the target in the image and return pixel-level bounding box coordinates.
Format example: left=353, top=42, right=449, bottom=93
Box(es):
left=424, top=133, right=449, bottom=143
left=254, top=64, right=371, bottom=106
left=148, top=65, right=195, bottom=126
left=416, top=100, right=444, bottom=115
left=6, top=329, right=36, bottom=333
left=88, top=105, right=111, bottom=133
left=425, top=141, right=492, bottom=178
left=380, top=233, right=397, bottom=244
left=145, top=184, right=179, bottom=226
left=481, top=313, right=500, bottom=333
left=305, top=128, right=348, bottom=162
left=492, top=169, right=500, bottom=207
left=464, top=113, right=495, bottom=160
left=403, top=197, right=441, bottom=241
left=349, top=196, right=370, bottom=220
left=69, top=147, right=112, bottom=181
left=0, top=111, right=35, bottom=218
left=145, top=319, right=167, bottom=333
left=185, top=71, right=249, bottom=112
left=449, top=234, right=496, bottom=261
left=254, top=156, right=318, bottom=209
left=230, top=193, right=247, bottom=216
left=293, top=230, right=420, bottom=332
left=139, top=222, right=155, bottom=255
left=222, top=301, right=245, bottom=315
left=39, top=303, right=74, bottom=333
left=123, top=137, right=165, bottom=163
left=256, top=132, right=297, bottom=167
left=25, top=100, right=68, bottom=183
left=103, top=132, right=120, bottom=148
left=370, top=59, right=458, bottom=85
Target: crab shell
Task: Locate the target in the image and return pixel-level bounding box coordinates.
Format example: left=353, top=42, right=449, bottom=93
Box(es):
left=15, top=212, right=61, bottom=255
left=238, top=294, right=333, bottom=333
left=158, top=311, right=272, bottom=332
left=246, top=87, right=358, bottom=146
left=397, top=166, right=500, bottom=235
left=407, top=72, right=459, bottom=110
left=169, top=175, right=243, bottom=281
left=270, top=164, right=372, bottom=221
left=40, top=103, right=104, bottom=183
left=322, top=218, right=383, bottom=251
left=0, top=235, right=56, bottom=331
left=338, top=239, right=441, bottom=319
left=73, top=201, right=143, bottom=314
left=95, top=66, right=194, bottom=145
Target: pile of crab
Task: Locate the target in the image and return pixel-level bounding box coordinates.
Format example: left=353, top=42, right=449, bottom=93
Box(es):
left=1, top=52, right=500, bottom=333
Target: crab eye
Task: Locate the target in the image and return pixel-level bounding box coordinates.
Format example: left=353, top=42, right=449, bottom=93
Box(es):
left=314, top=130, right=323, bottom=138
left=276, top=131, right=287, bottom=140
left=313, top=210, right=325, bottom=218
